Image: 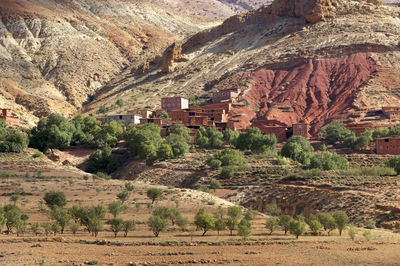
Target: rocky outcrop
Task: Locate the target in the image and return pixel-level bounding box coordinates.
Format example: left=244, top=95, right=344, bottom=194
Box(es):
left=161, top=43, right=188, bottom=74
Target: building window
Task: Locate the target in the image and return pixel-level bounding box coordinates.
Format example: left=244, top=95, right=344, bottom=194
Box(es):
left=385, top=139, right=389, bottom=142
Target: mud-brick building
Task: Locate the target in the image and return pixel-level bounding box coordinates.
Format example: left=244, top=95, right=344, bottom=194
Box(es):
left=212, top=88, right=240, bottom=103
left=161, top=97, right=189, bottom=111
left=105, top=114, right=141, bottom=124
left=0, top=109, right=19, bottom=125
left=382, top=106, right=400, bottom=120
left=293, top=123, right=310, bottom=139
left=127, top=109, right=153, bottom=119
left=376, top=137, right=400, bottom=155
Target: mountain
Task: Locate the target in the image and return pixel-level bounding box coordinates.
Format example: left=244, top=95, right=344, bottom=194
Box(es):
left=85, top=0, right=400, bottom=135
left=149, top=0, right=273, bottom=18
left=0, top=0, right=218, bottom=125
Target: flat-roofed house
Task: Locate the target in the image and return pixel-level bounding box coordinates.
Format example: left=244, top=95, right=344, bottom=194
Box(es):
left=376, top=137, right=400, bottom=155
left=161, top=97, right=189, bottom=111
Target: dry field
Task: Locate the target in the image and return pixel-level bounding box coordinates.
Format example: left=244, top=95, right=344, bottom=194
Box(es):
left=1, top=152, right=400, bottom=265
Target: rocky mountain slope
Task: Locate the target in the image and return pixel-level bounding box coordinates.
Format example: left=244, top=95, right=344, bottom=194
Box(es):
left=85, top=0, right=400, bottom=134
left=149, top=0, right=273, bottom=19
left=0, top=0, right=218, bottom=125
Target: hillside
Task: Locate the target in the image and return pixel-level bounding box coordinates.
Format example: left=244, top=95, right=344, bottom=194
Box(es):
left=0, top=0, right=218, bottom=125
left=85, top=0, right=400, bottom=134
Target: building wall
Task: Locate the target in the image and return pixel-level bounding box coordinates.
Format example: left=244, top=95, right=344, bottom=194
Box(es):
left=376, top=138, right=400, bottom=155
left=260, top=126, right=287, bottom=142
left=106, top=115, right=141, bottom=124
left=213, top=90, right=239, bottom=103
left=127, top=109, right=152, bottom=118
left=161, top=97, right=188, bottom=111
left=293, top=123, right=309, bottom=138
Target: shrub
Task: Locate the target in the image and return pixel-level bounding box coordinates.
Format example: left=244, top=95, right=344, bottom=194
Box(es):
left=208, top=159, right=222, bottom=170
left=176, top=215, right=189, bottom=232
left=348, top=226, right=357, bottom=241
left=32, top=151, right=45, bottom=159
left=221, top=166, right=235, bottom=178
left=116, top=191, right=129, bottom=203
left=31, top=222, right=42, bottom=236
left=212, top=148, right=247, bottom=166
left=71, top=115, right=102, bottom=147
left=385, top=156, right=400, bottom=174
left=43, top=191, right=67, bottom=209
left=363, top=230, right=372, bottom=241
left=236, top=127, right=276, bottom=154
left=70, top=222, right=79, bottom=235
left=147, top=215, right=168, bottom=237
left=125, top=124, right=163, bottom=160
left=309, top=151, right=348, bottom=170
left=223, top=129, right=239, bottom=146
left=265, top=217, right=280, bottom=235
left=50, top=207, right=71, bottom=234
left=364, top=219, right=376, bottom=229
left=265, top=203, right=281, bottom=216
left=167, top=135, right=189, bottom=157
left=195, top=127, right=223, bottom=148
left=4, top=204, right=23, bottom=234
left=86, top=147, right=118, bottom=174
left=157, top=143, right=174, bottom=160
left=209, top=180, right=221, bottom=191
left=308, top=219, right=322, bottom=235
left=281, top=136, right=314, bottom=166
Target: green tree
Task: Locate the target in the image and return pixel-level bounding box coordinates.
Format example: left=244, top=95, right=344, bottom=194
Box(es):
left=146, top=188, right=163, bottom=204
left=108, top=201, right=128, bottom=218
left=29, top=113, right=75, bottom=152
left=238, top=218, right=251, bottom=239
left=213, top=215, right=225, bottom=236
left=43, top=191, right=67, bottom=209
left=226, top=217, right=239, bottom=236
left=109, top=218, right=124, bottom=237
left=236, top=127, right=262, bottom=151
left=10, top=194, right=20, bottom=205
left=308, top=219, right=322, bottom=235
left=71, top=115, right=102, bottom=147
left=170, top=124, right=191, bottom=143
left=51, top=222, right=61, bottom=236
left=176, top=216, right=189, bottom=232
left=333, top=211, right=348, bottom=236
left=265, top=203, right=282, bottom=216
left=221, top=166, right=235, bottom=178
left=0, top=209, right=6, bottom=232
left=289, top=220, right=306, bottom=239
left=70, top=222, right=79, bottom=235
left=281, top=136, right=314, bottom=165
left=194, top=209, right=216, bottom=236
left=94, top=120, right=123, bottom=148
left=116, top=191, right=129, bottom=204
left=211, top=148, right=247, bottom=167
left=31, top=222, right=42, bottom=236
left=69, top=205, right=81, bottom=224
left=319, top=120, right=354, bottom=144
left=167, top=135, right=189, bottom=157
left=0, top=127, right=29, bottom=153
left=208, top=159, right=222, bottom=170
left=4, top=204, right=22, bottom=234
left=279, top=215, right=293, bottom=235
left=116, top=99, right=124, bottom=108
left=123, top=220, right=135, bottom=237
left=195, top=127, right=223, bottom=148
left=227, top=206, right=242, bottom=219
left=50, top=207, right=71, bottom=234
left=125, top=183, right=135, bottom=193
left=126, top=124, right=163, bottom=160
left=158, top=111, right=169, bottom=119
left=147, top=215, right=168, bottom=237
left=265, top=217, right=280, bottom=235
left=244, top=210, right=256, bottom=221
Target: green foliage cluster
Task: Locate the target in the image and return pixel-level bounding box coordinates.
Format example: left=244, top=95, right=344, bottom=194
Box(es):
left=372, top=126, right=400, bottom=139
left=281, top=136, right=314, bottom=165
left=207, top=148, right=247, bottom=178
left=87, top=146, right=118, bottom=174
left=308, top=151, right=348, bottom=170
left=0, top=119, right=28, bottom=153
left=1, top=204, right=28, bottom=235
left=236, top=127, right=277, bottom=154
left=195, top=127, right=223, bottom=149
left=385, top=156, right=400, bottom=174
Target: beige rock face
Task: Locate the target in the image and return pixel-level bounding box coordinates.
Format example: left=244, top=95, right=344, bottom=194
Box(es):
left=0, top=0, right=214, bottom=125
left=161, top=43, right=188, bottom=74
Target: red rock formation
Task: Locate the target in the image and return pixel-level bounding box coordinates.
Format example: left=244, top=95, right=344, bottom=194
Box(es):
left=229, top=53, right=377, bottom=135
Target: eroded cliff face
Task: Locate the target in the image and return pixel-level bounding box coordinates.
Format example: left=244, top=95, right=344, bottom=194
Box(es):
left=0, top=0, right=214, bottom=125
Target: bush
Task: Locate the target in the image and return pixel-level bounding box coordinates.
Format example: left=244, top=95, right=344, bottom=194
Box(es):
left=167, top=134, right=189, bottom=157
left=308, top=219, right=322, bottom=235
left=348, top=226, right=357, bottom=241
left=364, top=219, right=376, bottom=229
left=86, top=147, right=118, bottom=174
left=221, top=166, right=235, bottom=178
left=212, top=148, right=247, bottom=167
left=43, top=191, right=67, bottom=209
left=236, top=127, right=276, bottom=154
left=32, top=151, right=45, bottom=159
left=126, top=124, right=163, bottom=160
left=223, top=129, right=239, bottom=146
left=71, top=115, right=102, bottom=147
left=109, top=218, right=124, bottom=238
left=385, top=156, right=400, bottom=174
left=281, top=136, right=314, bottom=166
left=279, top=215, right=293, bottom=235
left=265, top=203, right=281, bottom=216
left=50, top=207, right=71, bottom=234
left=195, top=127, right=223, bottom=149
left=108, top=201, right=128, bottom=218
left=363, top=230, right=372, bottom=241
left=209, top=180, right=221, bottom=191
left=309, top=151, right=348, bottom=170
left=208, top=159, right=222, bottom=170
left=157, top=143, right=174, bottom=160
